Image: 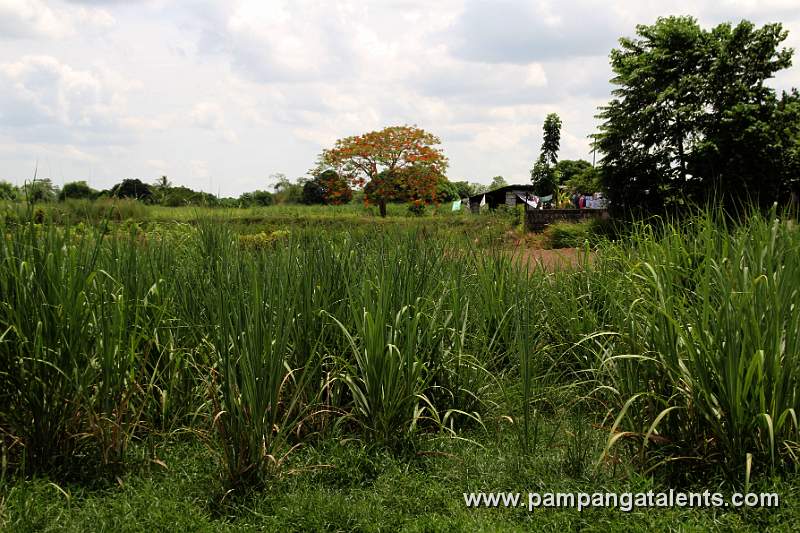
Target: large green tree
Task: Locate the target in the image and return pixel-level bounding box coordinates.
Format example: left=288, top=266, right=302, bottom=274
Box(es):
left=0, top=181, right=18, bottom=201
left=24, top=179, right=58, bottom=203
left=530, top=113, right=562, bottom=196
left=110, top=179, right=153, bottom=202
left=238, top=190, right=273, bottom=207
left=302, top=170, right=353, bottom=205
left=58, top=181, right=95, bottom=201
left=152, top=176, right=172, bottom=204
left=489, top=175, right=508, bottom=189
left=597, top=17, right=800, bottom=213
left=555, top=160, right=601, bottom=194
left=272, top=173, right=306, bottom=204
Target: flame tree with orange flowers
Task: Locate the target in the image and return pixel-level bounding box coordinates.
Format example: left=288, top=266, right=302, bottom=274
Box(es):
left=315, top=125, right=448, bottom=217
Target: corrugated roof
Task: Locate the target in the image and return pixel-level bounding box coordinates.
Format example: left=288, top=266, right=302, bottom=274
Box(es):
left=467, top=184, right=537, bottom=201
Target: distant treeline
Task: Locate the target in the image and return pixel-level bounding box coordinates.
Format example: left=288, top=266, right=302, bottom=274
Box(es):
left=1, top=171, right=597, bottom=208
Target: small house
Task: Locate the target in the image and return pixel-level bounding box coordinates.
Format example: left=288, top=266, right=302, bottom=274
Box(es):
left=467, top=184, right=538, bottom=213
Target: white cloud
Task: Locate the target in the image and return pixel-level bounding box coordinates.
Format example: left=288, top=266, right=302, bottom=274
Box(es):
left=0, top=0, right=71, bottom=38
left=0, top=0, right=114, bottom=39
left=146, top=158, right=168, bottom=171
left=190, top=159, right=209, bottom=179
left=189, top=102, right=238, bottom=142
left=0, top=55, right=152, bottom=146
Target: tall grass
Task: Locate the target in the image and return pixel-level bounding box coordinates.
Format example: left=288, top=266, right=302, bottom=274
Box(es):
left=0, top=223, right=174, bottom=474
left=1, top=205, right=797, bottom=487
left=591, top=209, right=800, bottom=479
left=198, top=224, right=319, bottom=485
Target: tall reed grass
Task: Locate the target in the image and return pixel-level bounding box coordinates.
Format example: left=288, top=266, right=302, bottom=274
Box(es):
left=0, top=206, right=797, bottom=486
left=588, top=209, right=800, bottom=479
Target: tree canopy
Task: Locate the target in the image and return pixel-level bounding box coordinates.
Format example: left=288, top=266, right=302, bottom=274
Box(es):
left=0, top=181, right=19, bottom=201
left=24, top=179, right=59, bottom=203
left=489, top=175, right=508, bottom=190
left=59, top=181, right=96, bottom=201
left=110, top=179, right=153, bottom=202
left=238, top=190, right=274, bottom=207
left=555, top=160, right=602, bottom=194
left=596, top=16, right=800, bottom=213
left=316, top=125, right=448, bottom=216
left=303, top=170, right=353, bottom=205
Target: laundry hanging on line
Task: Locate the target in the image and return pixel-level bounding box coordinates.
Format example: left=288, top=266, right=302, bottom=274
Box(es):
left=516, top=193, right=539, bottom=209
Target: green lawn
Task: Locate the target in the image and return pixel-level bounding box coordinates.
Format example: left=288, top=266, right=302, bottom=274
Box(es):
left=3, top=422, right=797, bottom=532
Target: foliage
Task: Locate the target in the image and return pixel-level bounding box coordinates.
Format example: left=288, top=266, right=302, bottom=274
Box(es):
left=23, top=179, right=59, bottom=203
left=303, top=170, right=353, bottom=205
left=431, top=176, right=474, bottom=203
left=238, top=229, right=291, bottom=249
left=110, top=179, right=153, bottom=202
left=543, top=218, right=615, bottom=248
left=407, top=200, right=426, bottom=216
left=198, top=223, right=315, bottom=486
left=591, top=208, right=800, bottom=479
left=58, top=181, right=96, bottom=201
left=489, top=175, right=508, bottom=190
left=596, top=17, right=800, bottom=214
left=161, top=186, right=218, bottom=207
left=552, top=160, right=602, bottom=194
left=448, top=181, right=477, bottom=198
left=272, top=173, right=306, bottom=204
left=0, top=223, right=175, bottom=474
left=5, top=434, right=798, bottom=531
left=302, top=178, right=326, bottom=205
left=541, top=114, right=562, bottom=166
left=566, top=168, right=602, bottom=195
left=530, top=113, right=562, bottom=196
left=316, top=125, right=448, bottom=216
left=151, top=176, right=172, bottom=204
left=0, top=180, right=19, bottom=201
left=1, top=204, right=799, bottom=492
left=238, top=190, right=274, bottom=207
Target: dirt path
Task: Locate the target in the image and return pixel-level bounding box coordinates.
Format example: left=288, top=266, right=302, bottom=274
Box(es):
left=511, top=246, right=594, bottom=271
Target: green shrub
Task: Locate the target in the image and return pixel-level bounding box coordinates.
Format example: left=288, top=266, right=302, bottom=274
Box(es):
left=238, top=229, right=291, bottom=249
left=407, top=201, right=425, bottom=216
left=544, top=218, right=614, bottom=248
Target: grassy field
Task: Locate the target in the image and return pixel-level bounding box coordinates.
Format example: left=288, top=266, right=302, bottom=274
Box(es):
left=0, top=203, right=798, bottom=531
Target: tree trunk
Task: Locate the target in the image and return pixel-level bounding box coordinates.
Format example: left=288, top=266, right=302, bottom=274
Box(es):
left=379, top=199, right=387, bottom=217
left=676, top=113, right=688, bottom=182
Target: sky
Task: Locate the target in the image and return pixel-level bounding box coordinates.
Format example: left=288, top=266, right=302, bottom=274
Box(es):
left=0, top=0, right=799, bottom=197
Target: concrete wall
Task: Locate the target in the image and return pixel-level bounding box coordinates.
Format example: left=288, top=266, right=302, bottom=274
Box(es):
left=525, top=208, right=609, bottom=232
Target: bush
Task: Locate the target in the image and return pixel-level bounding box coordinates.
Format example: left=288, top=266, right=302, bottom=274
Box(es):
left=55, top=198, right=148, bottom=223
left=407, top=201, right=425, bottom=216
left=238, top=229, right=291, bottom=249
left=239, top=190, right=274, bottom=207
left=544, top=218, right=614, bottom=248
left=303, top=170, right=353, bottom=205
left=58, top=181, right=95, bottom=201
left=110, top=179, right=153, bottom=202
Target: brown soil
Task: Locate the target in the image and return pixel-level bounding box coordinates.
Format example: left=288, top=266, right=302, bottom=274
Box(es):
left=511, top=246, right=594, bottom=271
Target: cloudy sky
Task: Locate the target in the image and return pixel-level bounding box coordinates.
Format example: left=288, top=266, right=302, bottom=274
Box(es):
left=1, top=0, right=799, bottom=196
